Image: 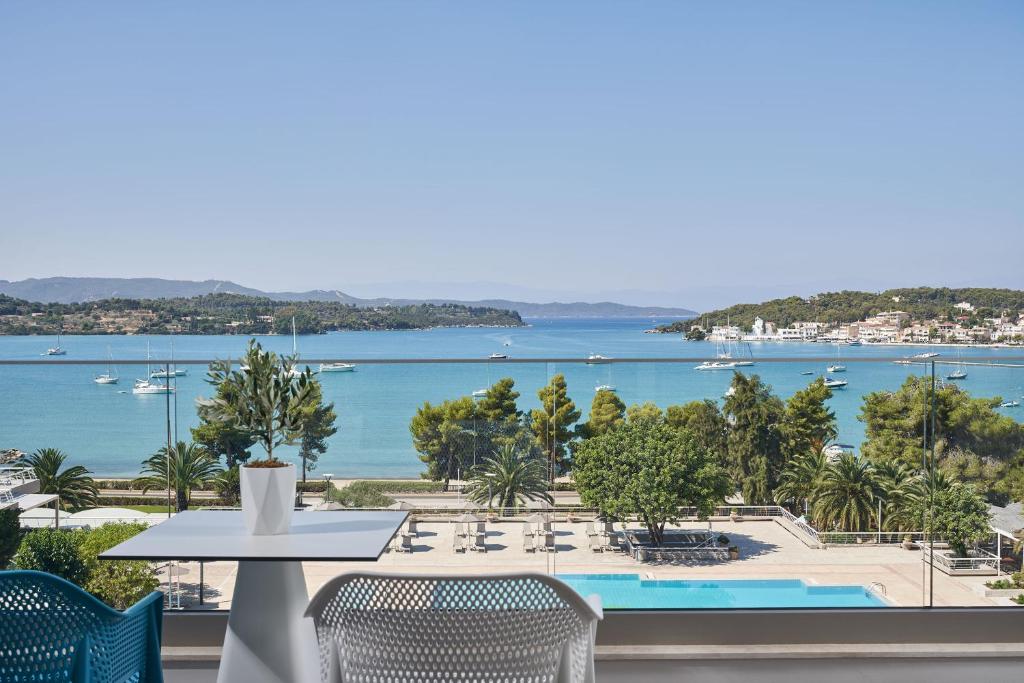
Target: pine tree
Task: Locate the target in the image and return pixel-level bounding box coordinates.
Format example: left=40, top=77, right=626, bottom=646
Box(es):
left=530, top=374, right=581, bottom=483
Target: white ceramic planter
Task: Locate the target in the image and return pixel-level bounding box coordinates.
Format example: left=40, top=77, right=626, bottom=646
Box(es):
left=240, top=463, right=296, bottom=535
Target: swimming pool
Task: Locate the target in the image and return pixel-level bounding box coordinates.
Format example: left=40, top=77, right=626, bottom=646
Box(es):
left=557, top=574, right=888, bottom=609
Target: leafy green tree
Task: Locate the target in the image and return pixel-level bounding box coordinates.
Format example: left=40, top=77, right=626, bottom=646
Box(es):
left=213, top=466, right=241, bottom=506
left=410, top=397, right=477, bottom=482
left=78, top=523, right=159, bottom=609
left=0, top=508, right=22, bottom=569
left=939, top=449, right=1008, bottom=505
left=579, top=389, right=626, bottom=438
left=135, top=442, right=223, bottom=512
left=530, top=374, right=581, bottom=482
left=295, top=383, right=339, bottom=483
left=12, top=528, right=88, bottom=584
left=665, top=400, right=728, bottom=466
left=924, top=483, right=991, bottom=557
left=860, top=376, right=1024, bottom=466
left=781, top=379, right=836, bottom=461
left=626, top=402, right=663, bottom=424
left=199, top=341, right=316, bottom=463
left=193, top=373, right=257, bottom=468
left=874, top=459, right=924, bottom=531
left=573, top=418, right=730, bottom=545
left=24, top=448, right=98, bottom=510
left=774, top=447, right=827, bottom=515
left=723, top=373, right=786, bottom=505
left=812, top=454, right=880, bottom=532
left=476, top=378, right=521, bottom=425
left=329, top=481, right=395, bottom=508
left=466, top=443, right=554, bottom=511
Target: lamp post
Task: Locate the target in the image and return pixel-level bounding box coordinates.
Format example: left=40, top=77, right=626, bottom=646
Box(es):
left=485, top=472, right=496, bottom=513
left=322, top=473, right=334, bottom=504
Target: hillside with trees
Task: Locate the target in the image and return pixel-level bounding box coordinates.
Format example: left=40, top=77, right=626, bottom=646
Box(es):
left=656, top=287, right=1024, bottom=333
left=0, top=293, right=523, bottom=335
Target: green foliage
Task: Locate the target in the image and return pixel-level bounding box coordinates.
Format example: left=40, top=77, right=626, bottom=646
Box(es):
left=296, top=383, right=339, bottom=481
left=723, top=373, right=786, bottom=505
left=192, top=404, right=256, bottom=468
left=665, top=400, right=728, bottom=466
left=657, top=287, right=1024, bottom=334
left=573, top=417, right=730, bottom=545
left=410, top=396, right=478, bottom=481
left=476, top=378, right=521, bottom=425
left=78, top=523, right=158, bottom=609
left=774, top=447, right=827, bottom=514
left=465, top=443, right=554, bottom=510
left=12, top=528, right=88, bottom=584
left=874, top=459, right=924, bottom=531
left=201, top=341, right=317, bottom=462
left=329, top=481, right=396, bottom=508
left=530, top=374, right=581, bottom=481
left=24, top=448, right=98, bottom=510
left=0, top=292, right=523, bottom=335
left=780, top=379, right=837, bottom=461
left=135, top=441, right=224, bottom=511
left=860, top=376, right=1024, bottom=468
left=925, top=482, right=991, bottom=557
left=626, top=402, right=663, bottom=424
left=812, top=454, right=880, bottom=532
left=342, top=480, right=446, bottom=494
left=580, top=390, right=626, bottom=438
left=0, top=508, right=22, bottom=569
left=213, top=466, right=241, bottom=506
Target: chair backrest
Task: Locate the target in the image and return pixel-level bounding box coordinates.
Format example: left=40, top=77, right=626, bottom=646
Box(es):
left=0, top=570, right=164, bottom=683
left=305, top=572, right=602, bottom=683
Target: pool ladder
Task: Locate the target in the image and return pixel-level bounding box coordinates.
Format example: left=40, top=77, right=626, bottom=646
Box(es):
left=867, top=582, right=887, bottom=597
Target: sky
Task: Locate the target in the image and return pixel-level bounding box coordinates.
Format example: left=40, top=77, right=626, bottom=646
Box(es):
left=2, top=2, right=1022, bottom=310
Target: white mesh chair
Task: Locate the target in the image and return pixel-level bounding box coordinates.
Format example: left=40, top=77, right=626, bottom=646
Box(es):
left=305, top=571, right=603, bottom=683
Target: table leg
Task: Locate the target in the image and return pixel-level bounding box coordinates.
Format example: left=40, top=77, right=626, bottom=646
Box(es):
left=217, top=561, right=319, bottom=683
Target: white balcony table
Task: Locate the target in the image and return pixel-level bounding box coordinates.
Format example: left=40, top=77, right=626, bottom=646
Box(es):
left=100, top=509, right=407, bottom=683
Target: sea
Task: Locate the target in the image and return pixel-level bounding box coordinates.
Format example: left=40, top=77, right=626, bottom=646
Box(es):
left=1, top=318, right=1022, bottom=478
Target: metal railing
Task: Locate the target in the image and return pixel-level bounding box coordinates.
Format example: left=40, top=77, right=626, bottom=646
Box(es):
left=922, top=545, right=1001, bottom=574
left=19, top=515, right=166, bottom=530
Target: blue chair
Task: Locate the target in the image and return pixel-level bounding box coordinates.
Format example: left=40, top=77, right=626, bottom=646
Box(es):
left=0, top=570, right=163, bottom=682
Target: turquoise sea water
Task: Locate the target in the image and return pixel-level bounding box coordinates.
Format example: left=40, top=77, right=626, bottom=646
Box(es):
left=1, top=318, right=1022, bottom=477
left=557, top=574, right=887, bottom=609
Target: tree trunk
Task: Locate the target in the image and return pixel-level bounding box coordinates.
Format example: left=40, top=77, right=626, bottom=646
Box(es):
left=177, top=489, right=188, bottom=512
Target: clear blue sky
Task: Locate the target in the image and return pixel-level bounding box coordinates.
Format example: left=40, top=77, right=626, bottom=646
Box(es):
left=2, top=2, right=1022, bottom=309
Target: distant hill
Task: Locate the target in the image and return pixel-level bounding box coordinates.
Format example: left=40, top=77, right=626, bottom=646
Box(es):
left=0, top=277, right=695, bottom=318
left=656, top=287, right=1024, bottom=333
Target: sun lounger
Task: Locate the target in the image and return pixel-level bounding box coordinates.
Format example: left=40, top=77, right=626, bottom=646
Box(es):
left=523, top=531, right=537, bottom=553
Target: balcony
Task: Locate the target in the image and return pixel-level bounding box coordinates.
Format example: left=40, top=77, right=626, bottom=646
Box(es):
left=2, top=352, right=1024, bottom=681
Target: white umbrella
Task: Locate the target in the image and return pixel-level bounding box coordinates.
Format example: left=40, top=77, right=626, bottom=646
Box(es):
left=453, top=513, right=482, bottom=524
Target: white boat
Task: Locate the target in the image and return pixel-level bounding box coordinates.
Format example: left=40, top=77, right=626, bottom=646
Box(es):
left=846, top=339, right=862, bottom=346
left=44, top=331, right=66, bottom=356
left=695, top=361, right=739, bottom=371
left=286, top=317, right=317, bottom=378
left=489, top=353, right=508, bottom=360
left=595, top=384, right=617, bottom=392
left=723, top=386, right=736, bottom=398
left=800, top=371, right=814, bottom=376
left=151, top=368, right=187, bottom=378
left=823, top=377, right=848, bottom=389
left=999, top=401, right=1020, bottom=408
left=827, top=345, right=846, bottom=373
left=319, top=362, right=356, bottom=373
left=585, top=353, right=611, bottom=364
left=912, top=352, right=940, bottom=359
left=472, top=388, right=488, bottom=398
left=946, top=348, right=967, bottom=380
left=132, top=378, right=173, bottom=395
left=134, top=341, right=173, bottom=394
left=94, top=346, right=119, bottom=384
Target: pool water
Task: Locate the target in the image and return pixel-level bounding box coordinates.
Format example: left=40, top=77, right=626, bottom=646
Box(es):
left=557, top=574, right=887, bottom=609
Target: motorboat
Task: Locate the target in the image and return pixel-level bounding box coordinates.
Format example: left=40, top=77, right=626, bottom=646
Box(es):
left=823, top=377, right=848, bottom=389
left=595, top=384, right=617, bottom=392
left=489, top=353, right=508, bottom=360
left=912, top=352, right=940, bottom=359
left=472, top=388, right=488, bottom=398
left=846, top=339, right=862, bottom=346
left=999, top=401, right=1020, bottom=408
left=319, top=362, right=356, bottom=373
left=132, top=378, right=173, bottom=395
left=585, top=353, right=611, bottom=364
left=151, top=368, right=187, bottom=378
left=695, top=361, right=739, bottom=371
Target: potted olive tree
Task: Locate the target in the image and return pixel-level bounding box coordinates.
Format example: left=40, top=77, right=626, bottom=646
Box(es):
left=203, top=341, right=317, bottom=535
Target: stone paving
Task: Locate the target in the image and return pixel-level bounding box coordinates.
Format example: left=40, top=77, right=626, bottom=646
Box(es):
left=156, top=517, right=1016, bottom=611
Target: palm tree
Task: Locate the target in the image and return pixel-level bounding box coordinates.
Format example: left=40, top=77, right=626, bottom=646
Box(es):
left=812, top=453, right=879, bottom=532
left=24, top=448, right=98, bottom=510
left=874, top=460, right=922, bottom=531
left=465, top=443, right=554, bottom=511
left=774, top=447, right=827, bottom=515
left=135, top=442, right=223, bottom=512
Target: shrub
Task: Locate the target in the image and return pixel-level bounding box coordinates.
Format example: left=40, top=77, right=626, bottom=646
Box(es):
left=12, top=528, right=88, bottom=584
left=1013, top=594, right=1024, bottom=606
left=330, top=481, right=396, bottom=508
left=355, top=480, right=445, bottom=494
left=0, top=508, right=22, bottom=569
left=78, top=523, right=159, bottom=609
